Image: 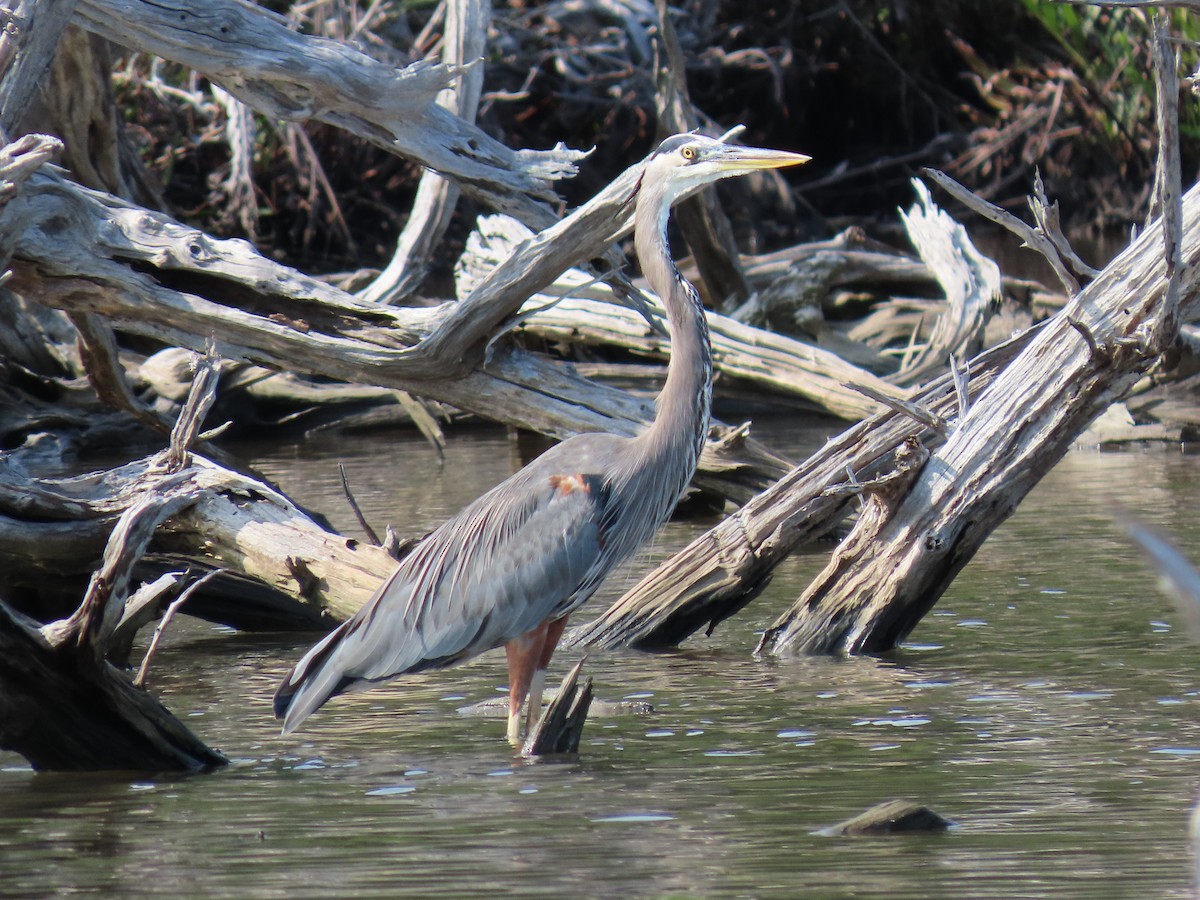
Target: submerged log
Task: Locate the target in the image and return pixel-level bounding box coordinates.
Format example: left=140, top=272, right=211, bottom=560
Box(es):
left=816, top=800, right=955, bottom=836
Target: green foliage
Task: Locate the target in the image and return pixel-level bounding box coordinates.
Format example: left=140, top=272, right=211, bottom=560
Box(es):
left=1021, top=1, right=1200, bottom=145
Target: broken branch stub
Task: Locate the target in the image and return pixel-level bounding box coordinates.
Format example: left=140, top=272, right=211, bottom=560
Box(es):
left=893, top=179, right=1001, bottom=386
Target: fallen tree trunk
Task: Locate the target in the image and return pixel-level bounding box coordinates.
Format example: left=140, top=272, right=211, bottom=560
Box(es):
left=759, top=177, right=1197, bottom=655
left=566, top=332, right=1028, bottom=650
left=457, top=214, right=895, bottom=422
left=0, top=600, right=227, bottom=770
left=0, top=446, right=399, bottom=625
left=0, top=161, right=791, bottom=502
left=73, top=0, right=582, bottom=224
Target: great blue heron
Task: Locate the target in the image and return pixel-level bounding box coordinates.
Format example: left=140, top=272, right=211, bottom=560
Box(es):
left=273, top=133, right=809, bottom=744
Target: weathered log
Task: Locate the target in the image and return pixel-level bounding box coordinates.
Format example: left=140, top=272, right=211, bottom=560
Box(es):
left=0, top=448, right=397, bottom=624
left=1, top=332, right=394, bottom=626
left=73, top=0, right=583, bottom=224
left=566, top=422, right=948, bottom=650
left=758, top=178, right=1199, bottom=656
left=0, top=601, right=227, bottom=770
left=730, top=227, right=936, bottom=328
left=0, top=473, right=227, bottom=771
left=0, top=155, right=792, bottom=500
left=457, top=214, right=893, bottom=422
left=31, top=24, right=164, bottom=209
left=358, top=0, right=490, bottom=304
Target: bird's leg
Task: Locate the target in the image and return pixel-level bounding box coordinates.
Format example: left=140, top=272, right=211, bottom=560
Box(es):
left=504, top=620, right=550, bottom=746
left=524, top=616, right=569, bottom=736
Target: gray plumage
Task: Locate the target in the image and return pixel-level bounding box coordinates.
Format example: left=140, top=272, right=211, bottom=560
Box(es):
left=274, top=133, right=809, bottom=737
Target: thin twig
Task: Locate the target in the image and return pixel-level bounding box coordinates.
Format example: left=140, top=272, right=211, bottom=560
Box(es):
left=921, top=167, right=1082, bottom=296
left=338, top=462, right=382, bottom=546
left=842, top=380, right=950, bottom=437
left=134, top=570, right=221, bottom=688
left=951, top=354, right=971, bottom=423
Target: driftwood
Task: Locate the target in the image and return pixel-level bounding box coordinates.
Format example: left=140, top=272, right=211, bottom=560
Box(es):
left=4, top=0, right=1197, bottom=782
left=757, top=172, right=1194, bottom=654
left=0, top=444, right=399, bottom=624
left=753, top=19, right=1191, bottom=656
left=0, top=159, right=792, bottom=501
left=566, top=188, right=1011, bottom=650
left=457, top=213, right=896, bottom=421
left=891, top=180, right=1000, bottom=385
left=73, top=0, right=583, bottom=225
left=358, top=0, right=490, bottom=304
left=574, top=17, right=1194, bottom=655
left=0, top=477, right=227, bottom=771
left=0, top=366, right=235, bottom=771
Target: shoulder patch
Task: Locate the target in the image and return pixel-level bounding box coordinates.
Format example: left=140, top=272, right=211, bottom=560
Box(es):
left=549, top=473, right=592, bottom=496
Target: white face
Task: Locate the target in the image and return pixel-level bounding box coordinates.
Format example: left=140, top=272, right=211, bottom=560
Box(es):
left=648, top=135, right=809, bottom=204
left=648, top=137, right=738, bottom=205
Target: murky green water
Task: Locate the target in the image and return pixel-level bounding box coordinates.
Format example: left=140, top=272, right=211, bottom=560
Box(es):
left=4, top=423, right=1200, bottom=898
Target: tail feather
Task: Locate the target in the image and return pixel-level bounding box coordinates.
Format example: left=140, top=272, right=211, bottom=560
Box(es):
left=274, top=621, right=357, bottom=734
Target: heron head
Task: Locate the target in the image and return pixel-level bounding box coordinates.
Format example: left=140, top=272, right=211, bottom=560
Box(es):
left=647, top=132, right=810, bottom=203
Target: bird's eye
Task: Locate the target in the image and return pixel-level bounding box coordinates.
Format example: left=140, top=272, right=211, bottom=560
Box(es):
left=681, top=146, right=695, bottom=161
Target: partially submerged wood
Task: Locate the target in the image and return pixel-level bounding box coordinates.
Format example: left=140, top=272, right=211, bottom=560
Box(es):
left=0, top=448, right=398, bottom=625
left=565, top=192, right=1015, bottom=651
left=816, top=800, right=955, bottom=836
left=0, top=473, right=227, bottom=771
left=759, top=177, right=1198, bottom=656
left=567, top=431, right=938, bottom=650
left=521, top=658, right=593, bottom=758
left=0, top=600, right=227, bottom=771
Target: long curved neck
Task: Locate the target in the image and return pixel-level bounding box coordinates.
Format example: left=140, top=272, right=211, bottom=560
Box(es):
left=629, top=185, right=713, bottom=487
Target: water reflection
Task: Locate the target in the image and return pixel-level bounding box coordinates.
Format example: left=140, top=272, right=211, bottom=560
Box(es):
left=2, top=426, right=1200, bottom=897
